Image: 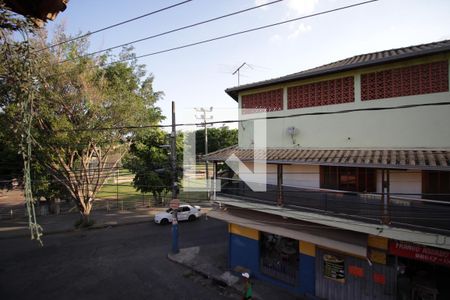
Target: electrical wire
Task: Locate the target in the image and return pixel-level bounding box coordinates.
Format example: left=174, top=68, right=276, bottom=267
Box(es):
left=129, top=0, right=378, bottom=60
left=33, top=0, right=194, bottom=53
left=59, top=0, right=285, bottom=63
left=50, top=100, right=450, bottom=132
left=44, top=0, right=378, bottom=80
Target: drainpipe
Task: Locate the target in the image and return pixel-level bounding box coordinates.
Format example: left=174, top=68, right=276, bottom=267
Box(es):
left=381, top=169, right=391, bottom=224
left=277, top=164, right=283, bottom=206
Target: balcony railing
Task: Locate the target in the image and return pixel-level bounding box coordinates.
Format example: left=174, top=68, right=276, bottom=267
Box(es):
left=217, top=177, right=450, bottom=235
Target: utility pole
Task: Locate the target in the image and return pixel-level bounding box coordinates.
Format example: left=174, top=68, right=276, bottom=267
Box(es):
left=232, top=62, right=250, bottom=86
left=171, top=101, right=178, bottom=200
left=195, top=107, right=213, bottom=200
left=171, top=101, right=179, bottom=254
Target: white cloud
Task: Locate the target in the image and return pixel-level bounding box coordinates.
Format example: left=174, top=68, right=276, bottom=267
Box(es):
left=287, top=0, right=319, bottom=15
left=269, top=34, right=283, bottom=43
left=287, top=23, right=312, bottom=39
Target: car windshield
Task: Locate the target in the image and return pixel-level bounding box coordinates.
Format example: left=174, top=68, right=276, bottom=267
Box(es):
left=166, top=208, right=173, bottom=213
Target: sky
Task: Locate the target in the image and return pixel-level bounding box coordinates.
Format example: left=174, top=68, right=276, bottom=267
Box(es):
left=45, top=0, right=450, bottom=130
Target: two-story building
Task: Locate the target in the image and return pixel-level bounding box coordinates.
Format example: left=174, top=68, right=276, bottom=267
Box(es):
left=207, top=40, right=450, bottom=299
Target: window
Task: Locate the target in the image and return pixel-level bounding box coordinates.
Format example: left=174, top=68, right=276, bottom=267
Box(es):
left=422, top=171, right=450, bottom=201
left=320, top=166, right=376, bottom=192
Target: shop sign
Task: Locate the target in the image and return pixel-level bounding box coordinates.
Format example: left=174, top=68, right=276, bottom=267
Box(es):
left=388, top=241, right=450, bottom=267
left=368, top=235, right=388, bottom=250
left=323, top=254, right=345, bottom=283
left=368, top=248, right=387, bottom=265
left=348, top=265, right=364, bottom=278
left=373, top=273, right=385, bottom=285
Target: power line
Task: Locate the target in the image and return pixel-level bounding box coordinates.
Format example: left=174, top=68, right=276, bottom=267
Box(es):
left=45, top=0, right=378, bottom=79
left=52, top=101, right=450, bottom=132
left=121, top=0, right=379, bottom=61
left=59, top=0, right=285, bottom=63
left=33, top=0, right=194, bottom=53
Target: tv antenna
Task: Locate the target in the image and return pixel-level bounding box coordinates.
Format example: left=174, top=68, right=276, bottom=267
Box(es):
left=232, top=62, right=252, bottom=86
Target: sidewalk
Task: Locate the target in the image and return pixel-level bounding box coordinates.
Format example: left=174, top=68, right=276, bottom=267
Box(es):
left=0, top=207, right=164, bottom=239
left=168, top=246, right=303, bottom=300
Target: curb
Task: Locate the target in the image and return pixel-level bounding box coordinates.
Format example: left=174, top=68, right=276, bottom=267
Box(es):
left=167, top=252, right=249, bottom=298
left=0, top=218, right=153, bottom=240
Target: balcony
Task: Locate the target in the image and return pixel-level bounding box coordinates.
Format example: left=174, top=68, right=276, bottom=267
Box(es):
left=216, top=178, right=450, bottom=236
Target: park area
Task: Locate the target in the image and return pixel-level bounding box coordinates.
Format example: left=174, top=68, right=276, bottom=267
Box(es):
left=0, top=166, right=209, bottom=222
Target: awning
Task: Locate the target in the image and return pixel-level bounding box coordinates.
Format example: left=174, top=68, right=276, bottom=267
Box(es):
left=205, top=146, right=450, bottom=171
left=208, top=206, right=368, bottom=257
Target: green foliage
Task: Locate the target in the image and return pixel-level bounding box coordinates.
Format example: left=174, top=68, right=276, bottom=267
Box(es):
left=0, top=25, right=164, bottom=216
left=124, top=129, right=183, bottom=205
left=0, top=114, right=22, bottom=189
left=195, top=126, right=238, bottom=155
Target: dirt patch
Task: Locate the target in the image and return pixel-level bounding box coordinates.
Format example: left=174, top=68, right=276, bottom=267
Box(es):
left=0, top=189, right=24, bottom=206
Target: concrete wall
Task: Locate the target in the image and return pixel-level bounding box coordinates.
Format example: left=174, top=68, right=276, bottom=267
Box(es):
left=283, top=164, right=320, bottom=189
left=376, top=169, right=422, bottom=199
left=239, top=163, right=422, bottom=201
left=241, top=162, right=320, bottom=189
left=237, top=55, right=450, bottom=149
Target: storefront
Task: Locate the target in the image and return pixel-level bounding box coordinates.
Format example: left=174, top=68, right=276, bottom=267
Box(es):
left=227, top=223, right=315, bottom=296
left=259, top=232, right=299, bottom=286
left=217, top=209, right=396, bottom=298
left=315, top=247, right=396, bottom=300
left=389, top=240, right=450, bottom=300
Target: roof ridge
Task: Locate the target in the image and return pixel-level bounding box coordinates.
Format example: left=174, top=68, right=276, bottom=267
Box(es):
left=226, top=39, right=450, bottom=100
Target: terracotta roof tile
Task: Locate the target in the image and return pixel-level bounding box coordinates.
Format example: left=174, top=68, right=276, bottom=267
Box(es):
left=206, top=146, right=450, bottom=170
left=226, top=40, right=450, bottom=100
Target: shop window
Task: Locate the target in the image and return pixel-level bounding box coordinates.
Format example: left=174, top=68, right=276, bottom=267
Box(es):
left=422, top=171, right=450, bottom=201
left=320, top=166, right=376, bottom=192
left=259, top=232, right=299, bottom=286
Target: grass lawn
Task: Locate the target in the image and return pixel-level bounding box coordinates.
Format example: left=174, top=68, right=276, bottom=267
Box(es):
left=96, top=170, right=209, bottom=209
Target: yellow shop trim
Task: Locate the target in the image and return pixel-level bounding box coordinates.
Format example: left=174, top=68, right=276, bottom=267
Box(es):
left=299, top=241, right=316, bottom=257
left=229, top=223, right=259, bottom=240
left=368, top=235, right=389, bottom=250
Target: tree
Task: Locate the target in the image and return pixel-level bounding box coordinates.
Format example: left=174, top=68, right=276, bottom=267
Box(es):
left=0, top=27, right=163, bottom=226
left=0, top=114, right=23, bottom=189
left=124, top=129, right=183, bottom=206
left=195, top=126, right=238, bottom=155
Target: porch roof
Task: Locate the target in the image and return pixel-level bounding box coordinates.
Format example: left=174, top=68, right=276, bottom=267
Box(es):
left=205, top=145, right=450, bottom=171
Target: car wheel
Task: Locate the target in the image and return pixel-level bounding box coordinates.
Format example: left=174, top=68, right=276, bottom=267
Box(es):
left=188, top=215, right=196, bottom=222
left=160, top=218, right=169, bottom=225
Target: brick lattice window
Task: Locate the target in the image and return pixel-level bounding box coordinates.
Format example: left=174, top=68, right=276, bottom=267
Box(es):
left=361, top=61, right=449, bottom=101
left=287, top=76, right=354, bottom=109
left=241, top=89, right=283, bottom=114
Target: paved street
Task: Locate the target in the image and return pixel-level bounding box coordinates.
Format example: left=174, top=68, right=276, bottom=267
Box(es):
left=0, top=218, right=238, bottom=300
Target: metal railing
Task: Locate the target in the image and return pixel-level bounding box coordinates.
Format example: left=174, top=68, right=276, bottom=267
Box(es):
left=217, top=177, right=450, bottom=235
